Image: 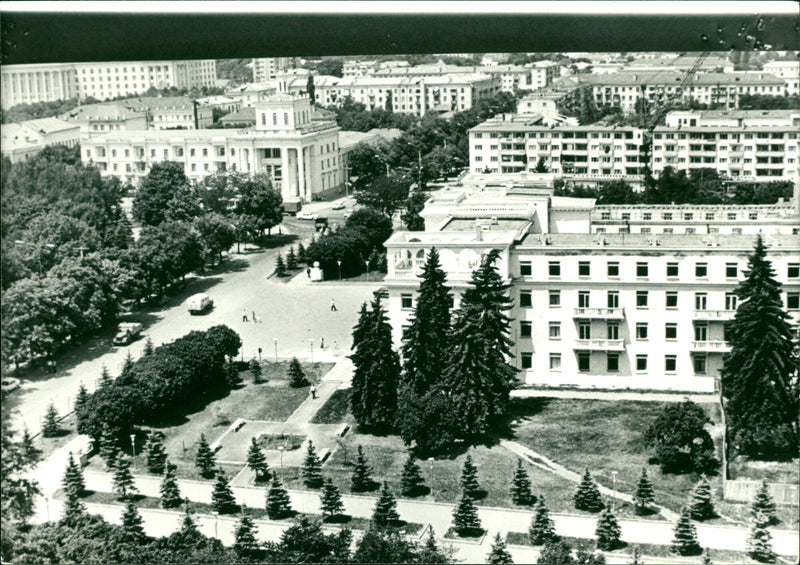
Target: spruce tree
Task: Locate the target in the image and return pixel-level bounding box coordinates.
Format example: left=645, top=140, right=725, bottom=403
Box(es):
left=721, top=235, right=799, bottom=459
left=195, top=433, right=217, bottom=479
left=246, top=437, right=270, bottom=482
left=160, top=460, right=183, bottom=508
left=143, top=337, right=155, bottom=356
left=399, top=247, right=451, bottom=397
left=74, top=384, right=89, bottom=428
left=266, top=476, right=293, bottom=519
left=288, top=357, right=308, bottom=387
left=99, top=364, right=113, bottom=387
left=145, top=431, right=167, bottom=474
left=399, top=453, right=426, bottom=497
left=61, top=485, right=87, bottom=526
left=320, top=478, right=345, bottom=521
left=212, top=469, right=238, bottom=514
left=234, top=514, right=260, bottom=559
left=99, top=422, right=119, bottom=470
left=372, top=482, right=400, bottom=527
left=688, top=475, right=716, bottom=521
left=460, top=454, right=481, bottom=499
left=529, top=496, right=558, bottom=545
left=487, top=532, right=514, bottom=564
left=510, top=459, right=534, bottom=506
left=747, top=511, right=776, bottom=563
left=120, top=353, right=134, bottom=379
left=121, top=500, right=146, bottom=542
left=349, top=296, right=400, bottom=431
left=441, top=250, right=517, bottom=439
left=701, top=548, right=713, bottom=565
left=286, top=246, right=298, bottom=270
left=629, top=547, right=642, bottom=565
left=351, top=445, right=376, bottom=492
left=249, top=358, right=263, bottom=384
left=452, top=491, right=483, bottom=536
left=302, top=440, right=324, bottom=488
left=574, top=468, right=605, bottom=512
left=633, top=467, right=655, bottom=515
left=61, top=453, right=85, bottom=498
left=178, top=504, right=201, bottom=539
left=275, top=253, right=287, bottom=277
left=671, top=506, right=702, bottom=556
left=297, top=242, right=307, bottom=264
left=42, top=403, right=60, bottom=438
left=20, top=428, right=41, bottom=468
left=113, top=455, right=138, bottom=501
left=595, top=507, right=622, bottom=551
left=751, top=480, right=778, bottom=525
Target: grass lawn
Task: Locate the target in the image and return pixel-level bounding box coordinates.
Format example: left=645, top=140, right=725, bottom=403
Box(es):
left=35, top=413, right=78, bottom=461
left=505, top=532, right=753, bottom=563
left=310, top=389, right=353, bottom=424
left=256, top=361, right=335, bottom=386
left=259, top=433, right=306, bottom=451
left=509, top=398, right=798, bottom=528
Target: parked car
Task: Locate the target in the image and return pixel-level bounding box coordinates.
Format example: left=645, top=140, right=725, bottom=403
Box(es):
left=332, top=202, right=346, bottom=210
left=113, top=322, right=143, bottom=346
left=296, top=211, right=318, bottom=221
left=186, top=293, right=213, bottom=314
left=1, top=377, right=20, bottom=393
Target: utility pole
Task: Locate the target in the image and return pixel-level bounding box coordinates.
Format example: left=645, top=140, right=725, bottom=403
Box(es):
left=417, top=149, right=422, bottom=190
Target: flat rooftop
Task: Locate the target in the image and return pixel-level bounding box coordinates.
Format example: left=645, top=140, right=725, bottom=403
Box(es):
left=517, top=232, right=800, bottom=251
left=443, top=218, right=531, bottom=232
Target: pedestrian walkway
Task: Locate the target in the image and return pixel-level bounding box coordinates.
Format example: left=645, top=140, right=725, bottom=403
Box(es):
left=500, top=440, right=681, bottom=522
left=511, top=388, right=719, bottom=403
left=285, top=379, right=343, bottom=426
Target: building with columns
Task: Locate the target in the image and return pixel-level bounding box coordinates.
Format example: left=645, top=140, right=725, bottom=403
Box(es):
left=79, top=94, right=343, bottom=201
left=382, top=173, right=800, bottom=393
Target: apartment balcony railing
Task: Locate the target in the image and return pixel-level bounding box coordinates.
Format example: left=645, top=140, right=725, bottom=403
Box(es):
left=693, top=310, right=735, bottom=321
left=573, top=307, right=625, bottom=320
left=574, top=339, right=625, bottom=351
left=691, top=340, right=732, bottom=353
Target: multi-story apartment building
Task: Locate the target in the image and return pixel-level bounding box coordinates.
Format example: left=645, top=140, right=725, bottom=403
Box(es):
left=382, top=173, right=800, bottom=392
left=343, top=60, right=380, bottom=78
left=469, top=109, right=800, bottom=185
left=60, top=103, right=149, bottom=134
left=374, top=63, right=534, bottom=93
left=226, top=83, right=278, bottom=108
left=251, top=58, right=299, bottom=83
left=762, top=60, right=800, bottom=96
left=121, top=97, right=213, bottom=130
left=80, top=94, right=343, bottom=201
left=1, top=60, right=217, bottom=109
left=1, top=117, right=80, bottom=162
left=526, top=62, right=561, bottom=90
left=196, top=95, right=243, bottom=114
left=308, top=74, right=501, bottom=116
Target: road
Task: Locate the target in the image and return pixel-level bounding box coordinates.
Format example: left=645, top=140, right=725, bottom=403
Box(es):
left=4, top=198, right=379, bottom=436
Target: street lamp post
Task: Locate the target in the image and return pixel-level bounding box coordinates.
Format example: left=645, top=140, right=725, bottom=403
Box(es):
left=337, top=260, right=342, bottom=281
left=309, top=339, right=314, bottom=363
left=364, top=260, right=370, bottom=275
left=212, top=511, right=219, bottom=538
left=428, top=457, right=434, bottom=499
left=273, top=338, right=278, bottom=362
left=611, top=470, right=618, bottom=509
left=130, top=434, right=136, bottom=469
left=278, top=445, right=285, bottom=468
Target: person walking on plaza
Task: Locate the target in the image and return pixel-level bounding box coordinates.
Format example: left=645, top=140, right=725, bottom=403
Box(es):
left=330, top=298, right=337, bottom=312
left=307, top=267, right=311, bottom=278
left=320, top=337, right=325, bottom=349
left=310, top=385, right=317, bottom=399
left=242, top=309, right=249, bottom=322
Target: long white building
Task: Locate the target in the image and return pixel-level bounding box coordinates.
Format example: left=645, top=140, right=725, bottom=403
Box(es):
left=382, top=173, right=800, bottom=393
left=1, top=60, right=217, bottom=109
left=80, top=94, right=343, bottom=201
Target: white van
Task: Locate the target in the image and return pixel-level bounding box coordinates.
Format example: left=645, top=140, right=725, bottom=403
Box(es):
left=186, top=293, right=213, bottom=314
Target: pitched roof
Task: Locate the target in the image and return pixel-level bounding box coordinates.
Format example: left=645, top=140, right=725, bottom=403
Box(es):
left=21, top=117, right=79, bottom=134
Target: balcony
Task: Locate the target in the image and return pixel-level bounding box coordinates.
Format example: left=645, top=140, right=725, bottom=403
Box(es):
left=693, top=310, right=735, bottom=321
left=573, top=307, right=625, bottom=320
left=574, top=339, right=625, bottom=351
left=691, top=340, right=731, bottom=353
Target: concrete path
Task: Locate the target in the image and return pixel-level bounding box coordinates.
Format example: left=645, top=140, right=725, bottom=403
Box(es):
left=500, top=440, right=681, bottom=522
left=512, top=389, right=719, bottom=403
left=79, top=468, right=800, bottom=557
left=285, top=379, right=343, bottom=426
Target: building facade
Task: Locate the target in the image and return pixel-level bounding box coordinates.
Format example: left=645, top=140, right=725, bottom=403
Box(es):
left=80, top=94, right=343, bottom=201
left=382, top=174, right=800, bottom=393
left=252, top=58, right=299, bottom=83
left=121, top=97, right=214, bottom=130
left=1, top=60, right=216, bottom=109
left=762, top=60, right=800, bottom=96
left=60, top=103, right=149, bottom=134
left=1, top=118, right=80, bottom=162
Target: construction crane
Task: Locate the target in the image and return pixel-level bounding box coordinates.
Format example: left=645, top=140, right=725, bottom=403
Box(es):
left=640, top=51, right=711, bottom=191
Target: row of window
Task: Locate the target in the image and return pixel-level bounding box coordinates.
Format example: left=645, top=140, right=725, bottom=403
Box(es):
left=521, top=321, right=722, bottom=341
left=598, top=211, right=768, bottom=221
left=520, top=260, right=793, bottom=280
left=523, top=352, right=709, bottom=374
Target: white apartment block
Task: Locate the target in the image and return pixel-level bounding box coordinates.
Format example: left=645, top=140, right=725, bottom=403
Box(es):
left=1, top=118, right=80, bottom=162
left=310, top=74, right=501, bottom=116
left=762, top=60, right=800, bottom=96
left=382, top=174, right=800, bottom=392
left=1, top=60, right=217, bottom=109
left=251, top=58, right=300, bottom=83
left=80, top=94, right=343, bottom=201
left=469, top=109, right=800, bottom=184
left=525, top=63, right=561, bottom=91
left=122, top=97, right=213, bottom=130
left=374, top=63, right=535, bottom=93
left=343, top=60, right=380, bottom=77
left=60, top=103, right=149, bottom=134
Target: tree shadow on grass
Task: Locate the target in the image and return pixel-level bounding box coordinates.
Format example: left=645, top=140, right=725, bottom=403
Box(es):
left=482, top=397, right=553, bottom=446
left=403, top=485, right=431, bottom=498
left=255, top=234, right=299, bottom=250
left=42, top=428, right=72, bottom=439
left=323, top=513, right=352, bottom=524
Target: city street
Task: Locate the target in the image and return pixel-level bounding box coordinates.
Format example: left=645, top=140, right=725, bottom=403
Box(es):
left=4, top=207, right=380, bottom=436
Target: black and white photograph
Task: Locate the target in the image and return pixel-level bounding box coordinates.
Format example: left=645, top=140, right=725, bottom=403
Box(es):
left=1, top=2, right=798, bottom=563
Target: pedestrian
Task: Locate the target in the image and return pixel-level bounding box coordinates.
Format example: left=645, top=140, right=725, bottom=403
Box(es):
left=306, top=267, right=311, bottom=278
left=330, top=298, right=337, bottom=312
left=310, top=385, right=317, bottom=399
left=333, top=341, right=338, bottom=350
left=320, top=337, right=325, bottom=349
left=242, top=309, right=249, bottom=322
left=252, top=311, right=258, bottom=323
